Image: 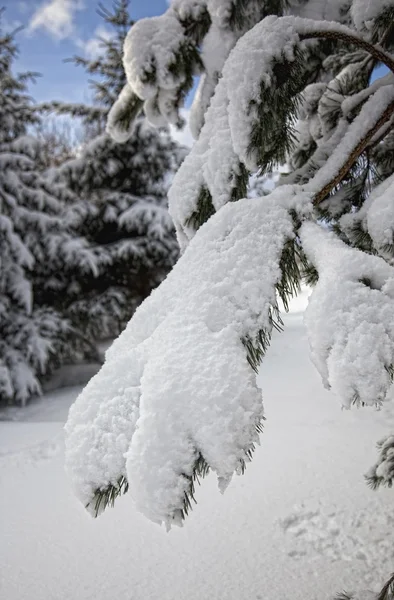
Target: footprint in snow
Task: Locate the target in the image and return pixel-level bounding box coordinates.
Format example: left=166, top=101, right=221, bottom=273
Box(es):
left=278, top=503, right=394, bottom=584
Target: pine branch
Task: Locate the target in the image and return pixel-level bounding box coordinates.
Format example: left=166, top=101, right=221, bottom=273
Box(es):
left=299, top=30, right=394, bottom=74
left=87, top=475, right=129, bottom=517
left=336, top=573, right=394, bottom=600
left=365, top=433, right=394, bottom=490
left=377, top=573, right=394, bottom=600
left=37, top=101, right=107, bottom=121
left=314, top=99, right=394, bottom=205
left=184, top=188, right=215, bottom=230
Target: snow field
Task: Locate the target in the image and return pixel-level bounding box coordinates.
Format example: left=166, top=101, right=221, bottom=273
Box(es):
left=1, top=290, right=394, bottom=600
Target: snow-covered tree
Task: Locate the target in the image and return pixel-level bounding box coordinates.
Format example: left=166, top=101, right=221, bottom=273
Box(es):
left=0, top=16, right=98, bottom=404
left=65, top=0, right=394, bottom=573
left=42, top=0, right=184, bottom=341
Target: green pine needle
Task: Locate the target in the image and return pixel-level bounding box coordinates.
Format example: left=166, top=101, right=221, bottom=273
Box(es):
left=178, top=415, right=265, bottom=522
left=184, top=187, right=216, bottom=230
left=112, top=91, right=143, bottom=137
left=366, top=432, right=394, bottom=491
left=87, top=475, right=129, bottom=517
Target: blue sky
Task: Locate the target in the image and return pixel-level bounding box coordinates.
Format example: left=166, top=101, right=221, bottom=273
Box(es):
left=2, top=0, right=169, bottom=104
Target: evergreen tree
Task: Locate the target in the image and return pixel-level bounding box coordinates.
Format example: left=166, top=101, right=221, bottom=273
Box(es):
left=65, top=3, right=394, bottom=595
left=42, top=0, right=184, bottom=341
left=0, top=15, right=97, bottom=404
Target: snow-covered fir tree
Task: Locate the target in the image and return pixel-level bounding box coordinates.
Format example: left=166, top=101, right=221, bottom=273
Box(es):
left=42, top=0, right=184, bottom=341
left=0, top=16, right=98, bottom=405
left=65, top=4, right=394, bottom=595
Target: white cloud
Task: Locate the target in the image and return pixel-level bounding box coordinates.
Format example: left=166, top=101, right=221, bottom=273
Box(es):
left=76, top=25, right=115, bottom=59
left=28, top=0, right=84, bottom=40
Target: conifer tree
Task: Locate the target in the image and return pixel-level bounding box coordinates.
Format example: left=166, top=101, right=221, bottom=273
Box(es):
left=0, top=14, right=97, bottom=404
left=42, top=0, right=184, bottom=341
left=65, top=6, right=394, bottom=597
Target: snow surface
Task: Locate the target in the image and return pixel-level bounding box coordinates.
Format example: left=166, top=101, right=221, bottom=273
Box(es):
left=2, top=289, right=394, bottom=599
left=65, top=192, right=309, bottom=527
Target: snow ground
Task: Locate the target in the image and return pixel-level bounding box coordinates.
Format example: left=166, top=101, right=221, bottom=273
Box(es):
left=1, top=289, right=394, bottom=600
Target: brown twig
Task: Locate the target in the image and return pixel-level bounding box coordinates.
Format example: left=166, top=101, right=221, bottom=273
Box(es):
left=313, top=100, right=394, bottom=205
left=300, top=30, right=394, bottom=74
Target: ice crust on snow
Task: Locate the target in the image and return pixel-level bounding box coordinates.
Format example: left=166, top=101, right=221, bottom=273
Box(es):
left=301, top=222, right=394, bottom=408
left=65, top=189, right=308, bottom=526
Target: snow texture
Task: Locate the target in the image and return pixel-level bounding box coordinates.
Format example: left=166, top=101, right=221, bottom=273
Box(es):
left=340, top=173, right=394, bottom=258
left=288, top=0, right=351, bottom=21
left=65, top=189, right=310, bottom=526
left=301, top=221, right=394, bottom=408
left=168, top=14, right=382, bottom=247
left=106, top=84, right=139, bottom=143
left=366, top=176, right=394, bottom=252
left=366, top=434, right=394, bottom=487
left=351, top=0, right=394, bottom=31
left=305, top=85, right=394, bottom=195
left=122, top=11, right=200, bottom=128
left=170, top=0, right=208, bottom=22
left=3, top=294, right=394, bottom=600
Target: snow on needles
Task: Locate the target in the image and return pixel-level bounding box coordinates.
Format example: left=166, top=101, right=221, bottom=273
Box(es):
left=65, top=191, right=301, bottom=527
left=351, top=0, right=394, bottom=31
left=301, top=222, right=394, bottom=408
left=169, top=15, right=378, bottom=247
left=341, top=173, right=394, bottom=260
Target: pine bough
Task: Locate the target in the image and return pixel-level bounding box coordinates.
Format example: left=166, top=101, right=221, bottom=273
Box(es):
left=66, top=0, right=394, bottom=559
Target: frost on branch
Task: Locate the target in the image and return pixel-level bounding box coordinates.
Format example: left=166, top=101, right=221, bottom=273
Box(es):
left=65, top=189, right=309, bottom=527
left=301, top=222, right=394, bottom=408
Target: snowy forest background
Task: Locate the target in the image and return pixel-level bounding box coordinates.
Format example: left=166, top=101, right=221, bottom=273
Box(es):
left=0, top=0, right=188, bottom=405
